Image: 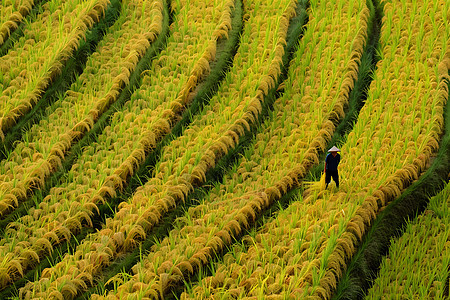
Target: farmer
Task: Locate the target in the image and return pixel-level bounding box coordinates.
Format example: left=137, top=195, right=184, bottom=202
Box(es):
left=324, top=146, right=340, bottom=189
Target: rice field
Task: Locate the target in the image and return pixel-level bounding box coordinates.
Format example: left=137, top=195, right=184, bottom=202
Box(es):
left=0, top=0, right=448, bottom=299
left=366, top=184, right=449, bottom=299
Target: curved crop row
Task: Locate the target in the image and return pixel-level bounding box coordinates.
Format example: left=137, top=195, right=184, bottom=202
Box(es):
left=77, top=0, right=373, bottom=298
left=0, top=0, right=35, bottom=46
left=19, top=0, right=298, bottom=298
left=183, top=0, right=449, bottom=299
left=366, top=184, right=449, bottom=299
left=0, top=0, right=234, bottom=297
left=147, top=0, right=373, bottom=298
left=0, top=0, right=164, bottom=218
left=0, top=0, right=109, bottom=139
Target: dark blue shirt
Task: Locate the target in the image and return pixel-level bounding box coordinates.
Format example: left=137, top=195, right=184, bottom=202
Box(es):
left=325, top=153, right=340, bottom=171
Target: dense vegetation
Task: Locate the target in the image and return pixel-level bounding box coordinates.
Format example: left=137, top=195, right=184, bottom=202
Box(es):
left=0, top=0, right=448, bottom=299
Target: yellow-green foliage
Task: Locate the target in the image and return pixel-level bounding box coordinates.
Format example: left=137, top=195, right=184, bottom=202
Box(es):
left=0, top=0, right=164, bottom=291
left=0, top=0, right=35, bottom=46
left=16, top=0, right=235, bottom=298
left=181, top=0, right=449, bottom=298
left=82, top=0, right=299, bottom=298
left=0, top=0, right=163, bottom=218
left=0, top=0, right=109, bottom=138
left=366, top=184, right=449, bottom=299
left=0, top=0, right=448, bottom=298
left=81, top=0, right=373, bottom=298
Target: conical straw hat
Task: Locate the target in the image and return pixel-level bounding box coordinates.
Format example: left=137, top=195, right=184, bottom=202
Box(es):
left=328, top=146, right=340, bottom=152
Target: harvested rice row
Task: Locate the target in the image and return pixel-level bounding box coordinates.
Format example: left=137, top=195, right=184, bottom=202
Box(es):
left=0, top=0, right=233, bottom=295
left=366, top=184, right=449, bottom=299
left=0, top=0, right=35, bottom=46
left=183, top=0, right=449, bottom=298
left=0, top=0, right=163, bottom=218
left=21, top=0, right=298, bottom=299
left=83, top=0, right=373, bottom=299
left=0, top=0, right=109, bottom=139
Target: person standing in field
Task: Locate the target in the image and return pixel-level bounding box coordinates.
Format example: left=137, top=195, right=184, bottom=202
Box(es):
left=324, top=146, right=340, bottom=189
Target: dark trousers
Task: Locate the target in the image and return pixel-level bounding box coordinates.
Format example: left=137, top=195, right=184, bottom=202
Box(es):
left=325, top=169, right=339, bottom=188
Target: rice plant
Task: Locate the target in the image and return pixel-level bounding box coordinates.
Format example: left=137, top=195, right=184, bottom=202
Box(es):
left=73, top=0, right=375, bottom=298
left=13, top=0, right=236, bottom=298
left=0, top=0, right=35, bottom=47
left=0, top=0, right=166, bottom=290
left=0, top=0, right=110, bottom=139
left=17, top=0, right=300, bottom=298
left=181, top=0, right=448, bottom=298
left=366, top=183, right=449, bottom=299
left=0, top=0, right=447, bottom=298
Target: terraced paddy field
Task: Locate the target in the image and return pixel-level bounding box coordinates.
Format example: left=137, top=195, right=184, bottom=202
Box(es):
left=0, top=0, right=448, bottom=299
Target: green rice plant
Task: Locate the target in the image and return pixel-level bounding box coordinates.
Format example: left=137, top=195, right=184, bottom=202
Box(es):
left=19, top=0, right=300, bottom=298
left=0, top=0, right=110, bottom=139
left=366, top=183, right=449, bottom=299
left=0, top=0, right=35, bottom=46
left=10, top=0, right=236, bottom=298
left=179, top=0, right=448, bottom=298
left=0, top=0, right=166, bottom=289
left=64, top=0, right=376, bottom=298
left=0, top=0, right=165, bottom=218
